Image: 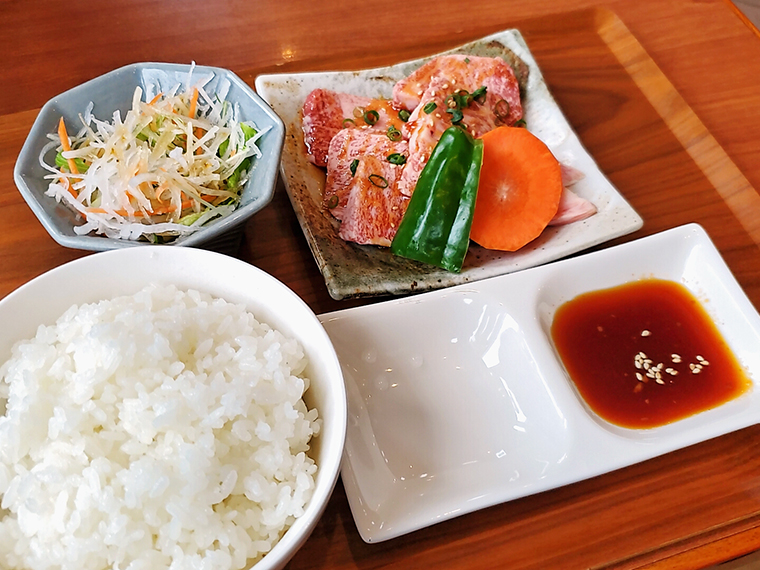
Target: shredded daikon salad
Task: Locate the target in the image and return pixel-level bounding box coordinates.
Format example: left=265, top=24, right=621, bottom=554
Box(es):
left=40, top=71, right=268, bottom=242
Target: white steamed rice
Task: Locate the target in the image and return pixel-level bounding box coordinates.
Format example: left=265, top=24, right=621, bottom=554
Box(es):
left=0, top=284, right=320, bottom=570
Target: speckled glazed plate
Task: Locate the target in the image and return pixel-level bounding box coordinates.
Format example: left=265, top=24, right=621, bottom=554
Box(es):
left=255, top=29, right=643, bottom=300
left=318, top=224, right=760, bottom=542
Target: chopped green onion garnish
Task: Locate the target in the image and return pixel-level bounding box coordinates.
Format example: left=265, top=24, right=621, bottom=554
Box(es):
left=446, top=108, right=464, bottom=124
left=387, top=153, right=407, bottom=165
left=514, top=118, right=527, bottom=128
left=472, top=86, right=487, bottom=104
left=387, top=125, right=402, bottom=141
left=460, top=90, right=474, bottom=108
left=368, top=174, right=389, bottom=188
left=398, top=109, right=411, bottom=122
left=353, top=107, right=364, bottom=119
left=342, top=118, right=356, bottom=128
left=327, top=195, right=339, bottom=209
left=423, top=101, right=437, bottom=114
left=363, top=109, right=380, bottom=125
left=495, top=99, right=511, bottom=121
left=350, top=158, right=359, bottom=176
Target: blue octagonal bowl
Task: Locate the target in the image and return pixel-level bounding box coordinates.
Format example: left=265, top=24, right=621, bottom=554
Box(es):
left=14, top=62, right=284, bottom=252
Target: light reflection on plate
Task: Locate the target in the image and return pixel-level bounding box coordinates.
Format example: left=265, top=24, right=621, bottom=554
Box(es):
left=255, top=28, right=643, bottom=300
left=318, top=224, right=760, bottom=542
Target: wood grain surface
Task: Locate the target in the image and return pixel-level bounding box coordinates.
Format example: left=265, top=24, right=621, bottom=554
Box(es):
left=2, top=1, right=760, bottom=568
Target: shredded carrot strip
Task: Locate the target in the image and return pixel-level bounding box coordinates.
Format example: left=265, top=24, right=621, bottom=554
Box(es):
left=148, top=92, right=163, bottom=105
left=60, top=176, right=77, bottom=198
left=86, top=198, right=194, bottom=218
left=188, top=88, right=199, bottom=118
left=192, top=126, right=205, bottom=150
left=57, top=118, right=80, bottom=175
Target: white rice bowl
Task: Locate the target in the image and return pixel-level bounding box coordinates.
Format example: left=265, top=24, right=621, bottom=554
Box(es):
left=0, top=248, right=346, bottom=570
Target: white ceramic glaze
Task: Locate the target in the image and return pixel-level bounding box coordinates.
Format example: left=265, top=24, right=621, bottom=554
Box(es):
left=318, top=224, right=760, bottom=542
left=255, top=29, right=644, bottom=299
left=0, top=248, right=347, bottom=570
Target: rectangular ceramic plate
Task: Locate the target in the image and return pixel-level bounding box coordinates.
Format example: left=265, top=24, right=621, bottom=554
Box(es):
left=318, top=224, right=760, bottom=543
left=255, top=29, right=643, bottom=300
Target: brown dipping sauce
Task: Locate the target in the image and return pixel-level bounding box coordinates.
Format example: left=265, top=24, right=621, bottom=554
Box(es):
left=551, top=278, right=751, bottom=429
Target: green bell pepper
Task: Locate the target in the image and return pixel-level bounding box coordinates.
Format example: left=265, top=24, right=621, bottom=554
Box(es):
left=390, top=126, right=483, bottom=273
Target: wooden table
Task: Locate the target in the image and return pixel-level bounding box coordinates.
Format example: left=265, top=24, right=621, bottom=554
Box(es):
left=3, top=1, right=760, bottom=568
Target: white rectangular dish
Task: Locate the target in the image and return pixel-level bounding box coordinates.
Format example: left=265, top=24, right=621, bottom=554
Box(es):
left=318, top=224, right=760, bottom=542
left=255, top=28, right=643, bottom=300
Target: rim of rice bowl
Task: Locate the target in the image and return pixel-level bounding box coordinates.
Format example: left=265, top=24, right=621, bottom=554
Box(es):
left=0, top=247, right=347, bottom=570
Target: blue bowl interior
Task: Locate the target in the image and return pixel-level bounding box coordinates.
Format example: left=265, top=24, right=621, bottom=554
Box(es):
left=13, top=63, right=284, bottom=251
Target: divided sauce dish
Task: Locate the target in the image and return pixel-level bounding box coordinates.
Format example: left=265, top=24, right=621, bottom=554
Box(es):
left=318, top=223, right=760, bottom=542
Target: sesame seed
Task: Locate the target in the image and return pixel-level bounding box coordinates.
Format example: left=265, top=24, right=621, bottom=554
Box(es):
left=636, top=372, right=644, bottom=381
left=692, top=367, right=702, bottom=374
left=655, top=378, right=665, bottom=385
left=671, top=354, right=682, bottom=363
left=641, top=330, right=651, bottom=337
left=442, top=83, right=449, bottom=89
left=666, top=368, right=678, bottom=375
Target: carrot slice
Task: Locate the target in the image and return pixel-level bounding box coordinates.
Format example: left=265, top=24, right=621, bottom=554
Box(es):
left=470, top=126, right=563, bottom=252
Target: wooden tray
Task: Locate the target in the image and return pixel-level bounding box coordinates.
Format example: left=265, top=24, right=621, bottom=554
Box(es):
left=263, top=7, right=760, bottom=569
